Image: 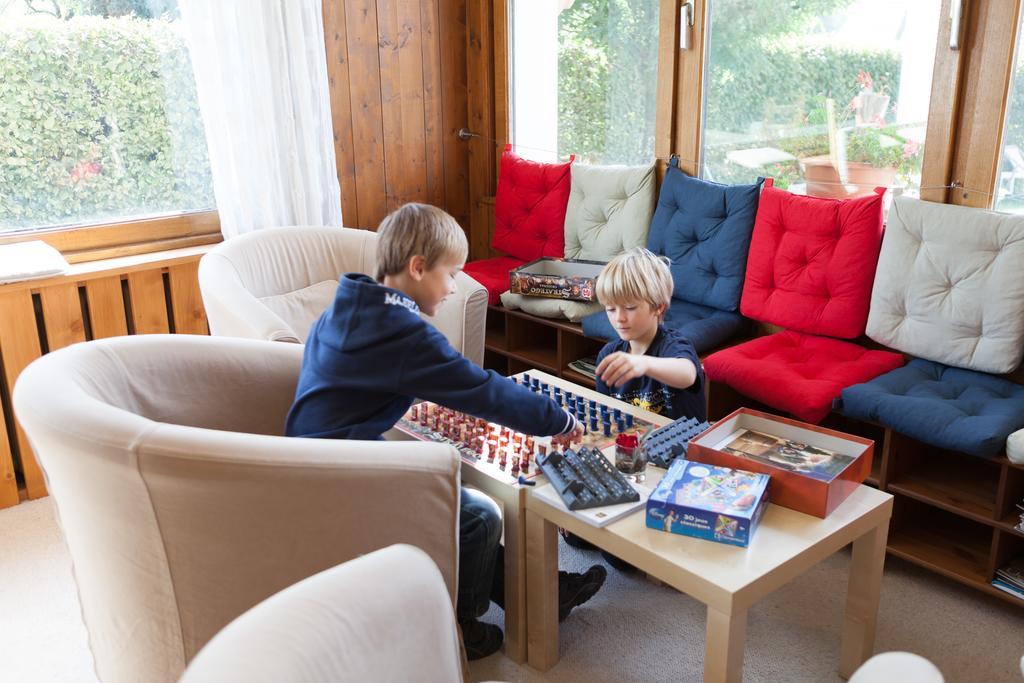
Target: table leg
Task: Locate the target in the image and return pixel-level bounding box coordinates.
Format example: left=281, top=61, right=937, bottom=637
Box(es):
left=839, top=520, right=889, bottom=678
left=526, top=508, right=559, bottom=671
left=704, top=604, right=747, bottom=683
left=502, top=491, right=528, bottom=663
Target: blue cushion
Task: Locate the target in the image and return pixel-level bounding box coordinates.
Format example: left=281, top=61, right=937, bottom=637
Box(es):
left=582, top=298, right=747, bottom=353
left=840, top=359, right=1024, bottom=457
left=647, top=166, right=762, bottom=312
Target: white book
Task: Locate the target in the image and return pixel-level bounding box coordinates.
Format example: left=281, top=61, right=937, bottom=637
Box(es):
left=531, top=480, right=652, bottom=528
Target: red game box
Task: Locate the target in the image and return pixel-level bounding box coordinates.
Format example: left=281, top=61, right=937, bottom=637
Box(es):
left=685, top=408, right=873, bottom=518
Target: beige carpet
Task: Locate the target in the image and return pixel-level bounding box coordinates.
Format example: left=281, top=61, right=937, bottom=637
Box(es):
left=3, top=498, right=1023, bottom=682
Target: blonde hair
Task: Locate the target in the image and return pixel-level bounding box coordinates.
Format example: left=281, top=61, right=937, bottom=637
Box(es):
left=375, top=203, right=469, bottom=281
left=596, top=247, right=674, bottom=312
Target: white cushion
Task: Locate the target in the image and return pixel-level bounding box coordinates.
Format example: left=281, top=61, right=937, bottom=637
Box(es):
left=1007, top=429, right=1024, bottom=464
left=260, top=280, right=338, bottom=343
left=500, top=290, right=603, bottom=323
left=564, top=163, right=655, bottom=261
left=867, top=197, right=1024, bottom=374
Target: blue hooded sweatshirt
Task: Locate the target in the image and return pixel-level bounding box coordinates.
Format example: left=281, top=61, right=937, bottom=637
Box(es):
left=286, top=273, right=577, bottom=441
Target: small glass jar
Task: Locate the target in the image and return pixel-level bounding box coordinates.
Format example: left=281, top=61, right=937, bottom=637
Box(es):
left=614, top=433, right=647, bottom=481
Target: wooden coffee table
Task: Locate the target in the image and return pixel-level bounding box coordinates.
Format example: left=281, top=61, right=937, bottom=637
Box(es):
left=525, top=470, right=893, bottom=682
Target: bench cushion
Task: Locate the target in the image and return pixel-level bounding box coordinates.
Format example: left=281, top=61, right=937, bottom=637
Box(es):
left=741, top=182, right=886, bottom=338
left=704, top=331, right=904, bottom=423
left=581, top=298, right=747, bottom=354
left=499, top=291, right=602, bottom=323
left=866, top=196, right=1024, bottom=374
left=564, top=163, right=655, bottom=261
left=647, top=167, right=762, bottom=312
left=492, top=146, right=572, bottom=262
left=463, top=256, right=526, bottom=306
left=840, top=359, right=1024, bottom=458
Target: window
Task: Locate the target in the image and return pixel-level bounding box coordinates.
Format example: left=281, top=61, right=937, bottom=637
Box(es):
left=0, top=0, right=214, bottom=234
left=701, top=0, right=941, bottom=201
left=508, top=0, right=660, bottom=165
left=995, top=10, right=1024, bottom=213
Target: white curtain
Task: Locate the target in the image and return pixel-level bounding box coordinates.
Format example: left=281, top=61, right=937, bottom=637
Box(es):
left=179, top=0, right=342, bottom=238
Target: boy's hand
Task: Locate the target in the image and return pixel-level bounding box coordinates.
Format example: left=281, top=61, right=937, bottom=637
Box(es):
left=551, top=422, right=584, bottom=448
left=597, top=351, right=649, bottom=388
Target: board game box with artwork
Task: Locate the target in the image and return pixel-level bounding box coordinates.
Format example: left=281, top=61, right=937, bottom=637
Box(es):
left=646, top=459, right=770, bottom=548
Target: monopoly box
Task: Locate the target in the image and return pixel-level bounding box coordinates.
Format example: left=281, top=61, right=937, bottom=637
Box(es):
left=508, top=258, right=605, bottom=302
left=645, top=459, right=770, bottom=548
left=685, top=408, right=873, bottom=518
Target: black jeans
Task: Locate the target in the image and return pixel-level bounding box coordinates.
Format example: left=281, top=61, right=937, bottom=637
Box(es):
left=457, top=488, right=503, bottom=621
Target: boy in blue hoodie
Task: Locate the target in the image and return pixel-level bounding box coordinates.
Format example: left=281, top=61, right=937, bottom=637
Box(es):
left=287, top=203, right=606, bottom=659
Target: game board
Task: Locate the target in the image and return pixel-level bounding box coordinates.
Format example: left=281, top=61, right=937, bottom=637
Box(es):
left=393, top=372, right=656, bottom=486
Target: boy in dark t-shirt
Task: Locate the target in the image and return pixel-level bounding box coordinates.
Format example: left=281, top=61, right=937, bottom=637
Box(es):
left=566, top=248, right=707, bottom=569
left=593, top=247, right=704, bottom=421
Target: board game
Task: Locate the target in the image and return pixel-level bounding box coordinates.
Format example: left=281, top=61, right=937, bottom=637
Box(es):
left=393, top=372, right=656, bottom=486
left=646, top=459, right=770, bottom=548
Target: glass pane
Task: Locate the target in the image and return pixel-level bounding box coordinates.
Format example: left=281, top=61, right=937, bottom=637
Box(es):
left=995, top=12, right=1024, bottom=213
left=509, top=0, right=659, bottom=165
left=702, top=0, right=941, bottom=201
left=0, top=0, right=214, bottom=233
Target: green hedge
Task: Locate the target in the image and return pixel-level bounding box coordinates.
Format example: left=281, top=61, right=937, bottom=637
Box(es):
left=0, top=15, right=213, bottom=231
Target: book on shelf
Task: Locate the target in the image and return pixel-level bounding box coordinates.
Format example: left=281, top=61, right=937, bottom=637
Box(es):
left=996, top=556, right=1024, bottom=591
left=532, top=480, right=652, bottom=528
left=567, top=355, right=598, bottom=380
left=1016, top=501, right=1024, bottom=533
left=991, top=578, right=1024, bottom=601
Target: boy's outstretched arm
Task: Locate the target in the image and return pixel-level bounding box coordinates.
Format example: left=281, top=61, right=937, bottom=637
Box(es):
left=400, top=327, right=579, bottom=438
left=596, top=352, right=698, bottom=390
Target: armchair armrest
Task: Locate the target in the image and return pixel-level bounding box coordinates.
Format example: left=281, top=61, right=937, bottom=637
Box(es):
left=199, top=252, right=301, bottom=343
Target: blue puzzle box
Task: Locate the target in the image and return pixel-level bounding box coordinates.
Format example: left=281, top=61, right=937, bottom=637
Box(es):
left=646, top=459, right=770, bottom=548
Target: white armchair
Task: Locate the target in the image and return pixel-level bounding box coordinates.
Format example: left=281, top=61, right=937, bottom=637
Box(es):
left=13, top=334, right=461, bottom=683
left=198, top=226, right=488, bottom=365
left=180, top=545, right=465, bottom=683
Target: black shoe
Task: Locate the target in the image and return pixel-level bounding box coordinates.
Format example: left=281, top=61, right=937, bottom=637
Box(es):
left=557, top=565, right=607, bottom=622
left=600, top=549, right=639, bottom=574
left=460, top=618, right=503, bottom=660
left=559, top=527, right=597, bottom=551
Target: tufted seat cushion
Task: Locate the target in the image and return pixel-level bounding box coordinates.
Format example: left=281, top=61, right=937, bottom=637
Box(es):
left=704, top=331, right=904, bottom=423
left=491, top=145, right=572, bottom=262
left=649, top=166, right=763, bottom=312
left=564, top=163, right=655, bottom=261
left=840, top=359, right=1024, bottom=457
left=866, top=196, right=1024, bottom=374
left=463, top=256, right=526, bottom=306
left=741, top=181, right=886, bottom=338
left=582, top=298, right=748, bottom=354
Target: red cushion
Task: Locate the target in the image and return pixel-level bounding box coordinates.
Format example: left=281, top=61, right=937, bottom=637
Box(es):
left=463, top=256, right=527, bottom=306
left=705, top=331, right=904, bottom=423
left=492, top=145, right=572, bottom=261
left=740, top=181, right=886, bottom=339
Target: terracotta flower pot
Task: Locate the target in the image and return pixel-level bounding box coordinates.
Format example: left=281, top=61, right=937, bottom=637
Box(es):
left=800, top=154, right=895, bottom=199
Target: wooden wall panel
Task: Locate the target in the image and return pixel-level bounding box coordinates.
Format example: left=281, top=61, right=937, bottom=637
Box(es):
left=324, top=0, right=472, bottom=233
left=127, top=271, right=170, bottom=334
left=85, top=277, right=129, bottom=339
left=0, top=251, right=207, bottom=508
left=168, top=262, right=209, bottom=335
left=0, top=290, right=46, bottom=500
left=39, top=284, right=87, bottom=351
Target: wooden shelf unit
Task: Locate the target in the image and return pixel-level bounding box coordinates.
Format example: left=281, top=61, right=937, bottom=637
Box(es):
left=484, top=305, right=604, bottom=388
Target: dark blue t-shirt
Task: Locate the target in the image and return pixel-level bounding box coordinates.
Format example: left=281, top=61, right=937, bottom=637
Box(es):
left=595, top=325, right=705, bottom=421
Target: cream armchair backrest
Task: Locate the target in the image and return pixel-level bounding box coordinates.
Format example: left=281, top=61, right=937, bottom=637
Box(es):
left=180, top=545, right=464, bottom=683
left=198, top=226, right=488, bottom=365
left=13, top=335, right=461, bottom=683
